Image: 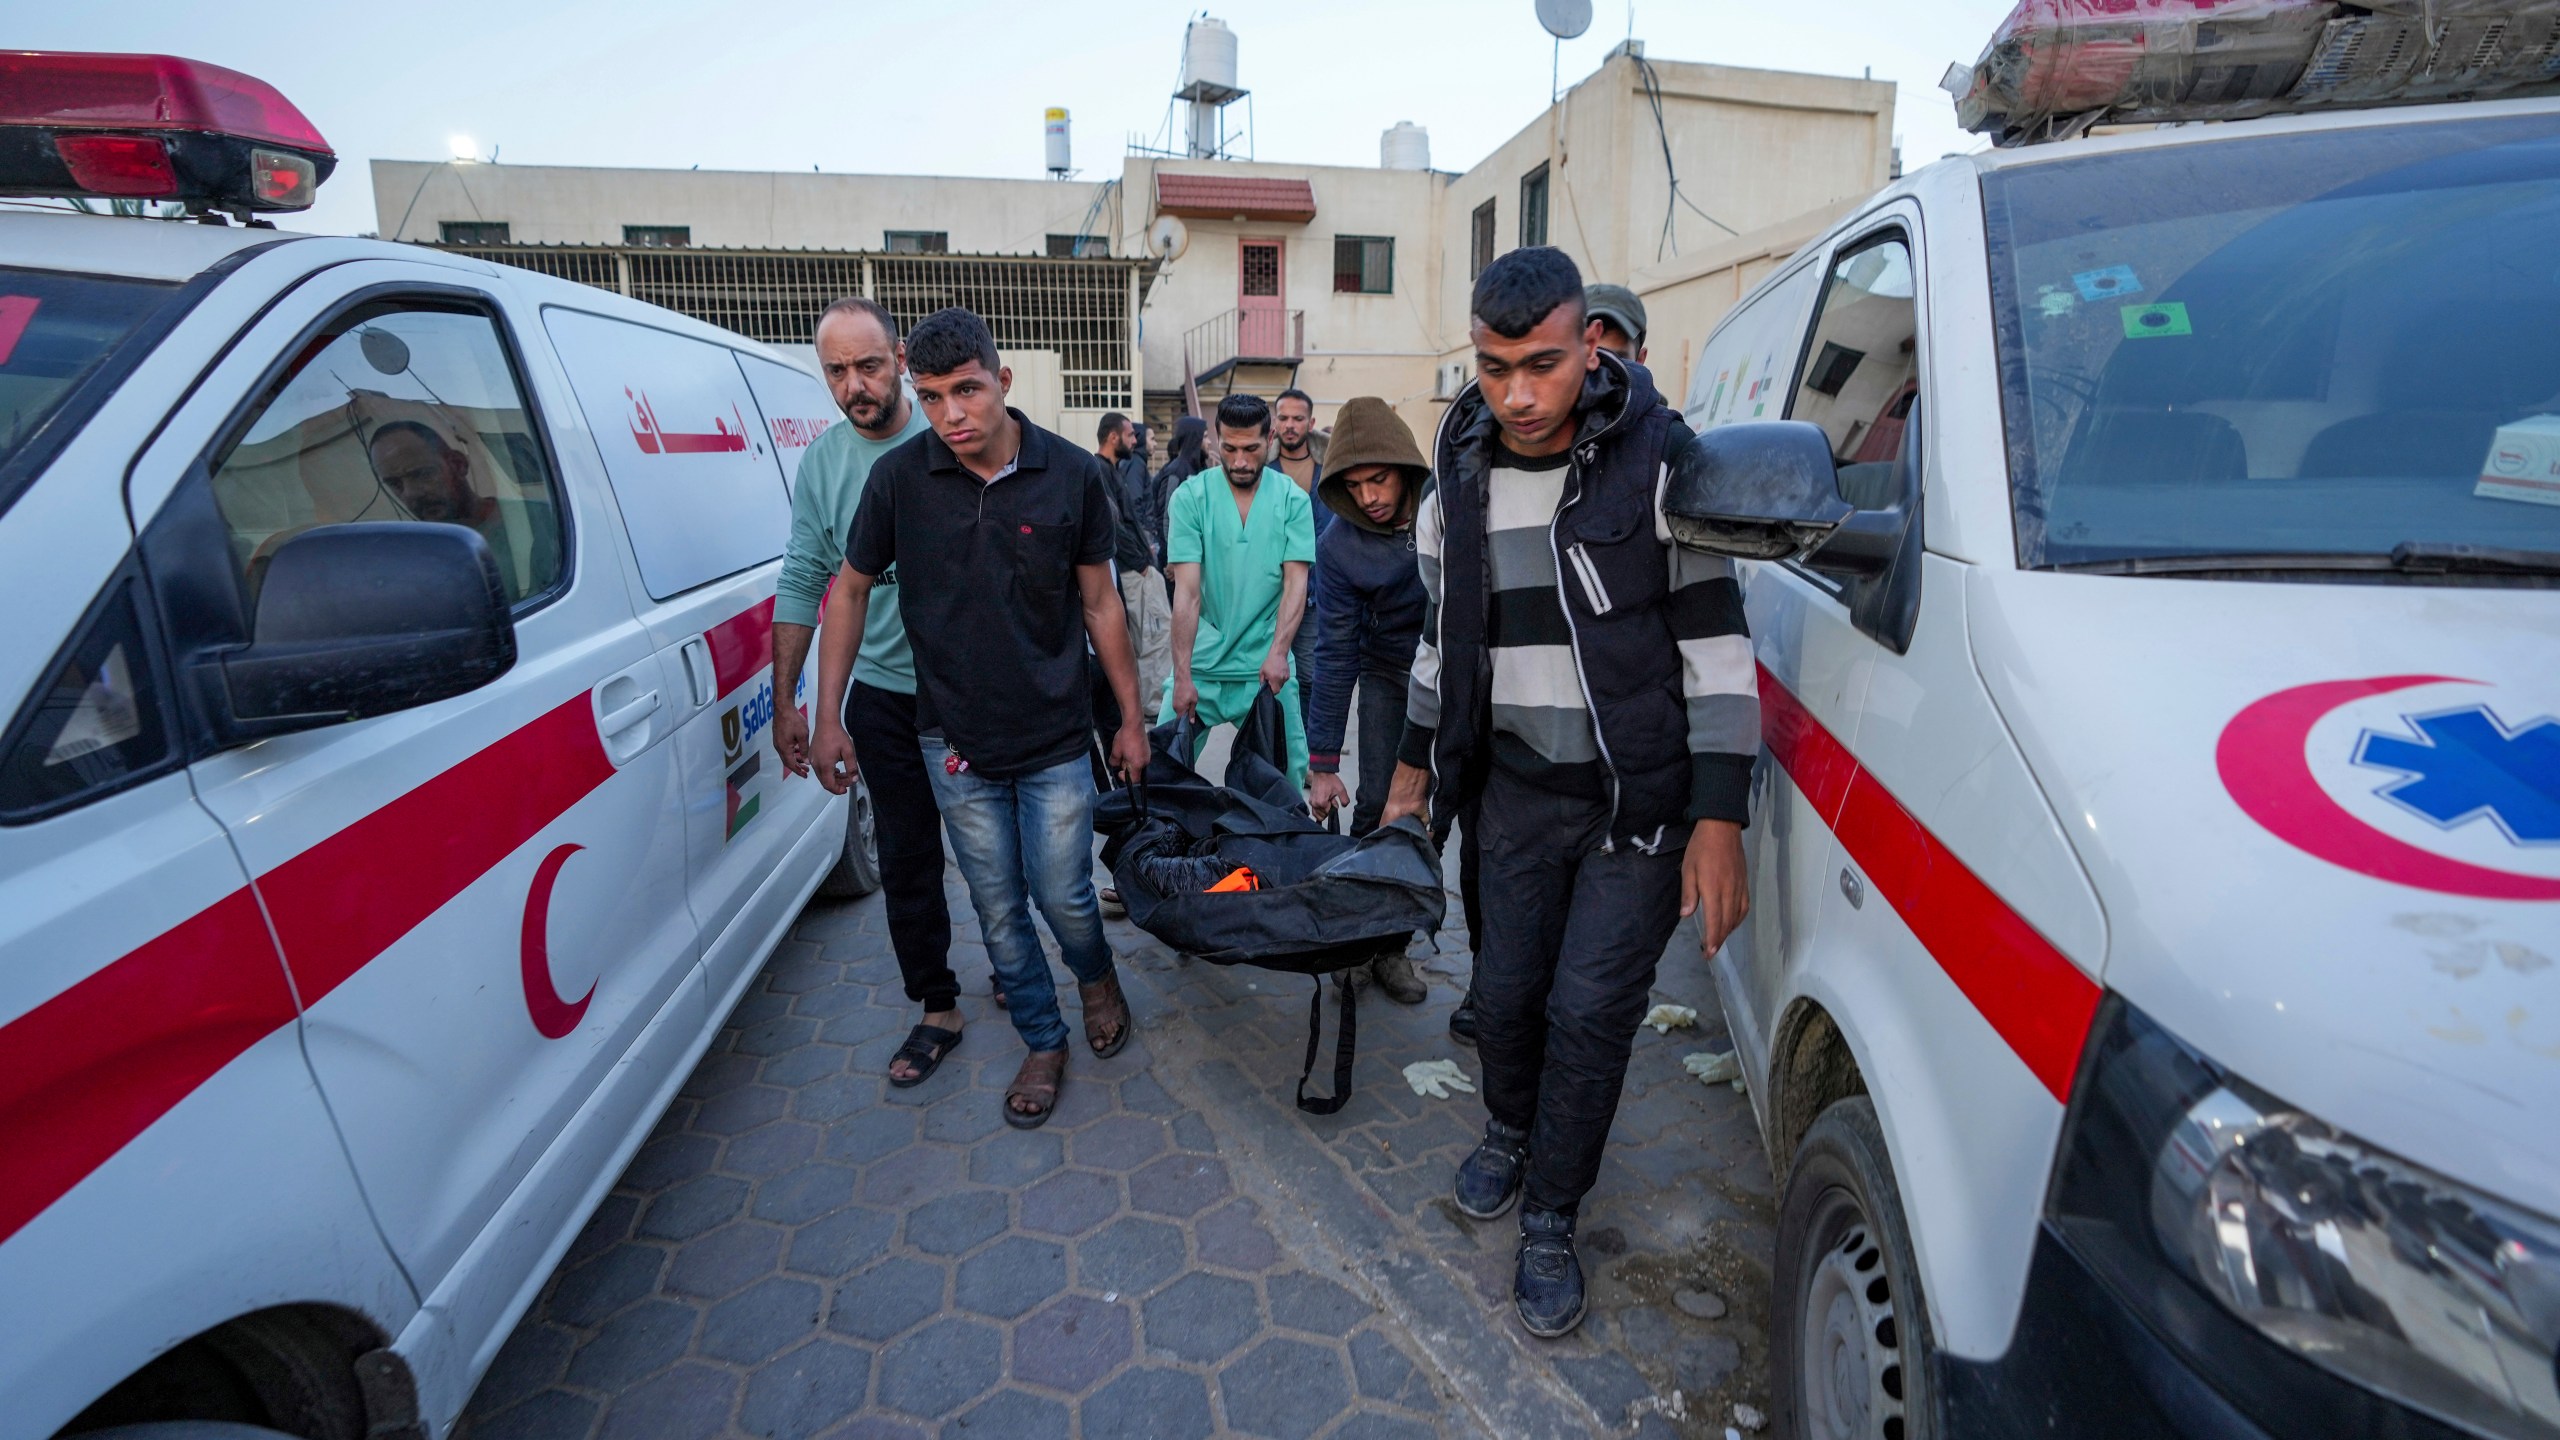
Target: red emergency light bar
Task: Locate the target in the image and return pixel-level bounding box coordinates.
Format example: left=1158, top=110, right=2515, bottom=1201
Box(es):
left=1955, top=0, right=2560, bottom=146
left=0, top=51, right=335, bottom=214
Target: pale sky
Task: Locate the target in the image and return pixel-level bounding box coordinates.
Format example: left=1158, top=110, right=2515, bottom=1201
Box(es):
left=24, top=0, right=2014, bottom=239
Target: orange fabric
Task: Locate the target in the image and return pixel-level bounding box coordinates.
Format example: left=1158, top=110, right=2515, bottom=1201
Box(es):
left=1204, top=866, right=1262, bottom=893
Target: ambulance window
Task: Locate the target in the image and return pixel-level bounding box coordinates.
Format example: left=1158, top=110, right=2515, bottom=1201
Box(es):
left=1789, top=235, right=1919, bottom=510
left=0, top=573, right=171, bottom=820
left=206, top=300, right=567, bottom=608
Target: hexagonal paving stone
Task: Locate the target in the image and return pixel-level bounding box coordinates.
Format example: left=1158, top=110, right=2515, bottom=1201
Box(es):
left=639, top=1174, right=749, bottom=1242
left=1074, top=1216, right=1185, bottom=1297
left=1128, top=1152, right=1232, bottom=1219
left=1118, top=1072, right=1182, bottom=1115
left=785, top=1203, right=898, bottom=1279
left=698, top=1275, right=823, bottom=1365
left=1171, top=1112, right=1218, bottom=1152
left=860, top=1141, right=964, bottom=1208
left=1266, top=1272, right=1367, bottom=1337
left=679, top=1050, right=758, bottom=1100
left=734, top=1013, right=820, bottom=1057
left=546, top=1242, right=664, bottom=1327
left=1080, top=1366, right=1215, bottom=1440
left=565, top=1297, right=696, bottom=1392
left=1070, top=1113, right=1166, bottom=1170
left=694, top=1082, right=791, bottom=1135
left=953, top=1236, right=1067, bottom=1319
left=923, top=1089, right=1004, bottom=1144
left=876, top=1316, right=1003, bottom=1419
left=1327, top=1415, right=1438, bottom=1440
left=595, top=1360, right=736, bottom=1440
left=620, top=1132, right=719, bottom=1194
left=1218, top=1336, right=1353, bottom=1440
left=468, top=1322, right=573, bottom=1413
left=1348, top=1329, right=1434, bottom=1409
left=472, top=1390, right=597, bottom=1440
left=790, top=1070, right=882, bottom=1124
left=967, top=1127, right=1063, bottom=1187
left=1011, top=1293, right=1132, bottom=1394
left=823, top=1105, right=916, bottom=1164
left=751, top=1161, right=859, bottom=1225
left=738, top=1337, right=872, bottom=1440
left=1019, top=1168, right=1119, bottom=1237
left=1141, top=1271, right=1260, bottom=1363
left=1043, top=1073, right=1117, bottom=1129
left=720, top=1119, right=820, bottom=1179
left=904, top=1187, right=1008, bottom=1256
left=1193, top=1199, right=1281, bottom=1273
left=561, top=1191, right=640, bottom=1268
left=948, top=1387, right=1070, bottom=1437
left=665, top=1221, right=783, bottom=1299
left=828, top=1256, right=946, bottom=1341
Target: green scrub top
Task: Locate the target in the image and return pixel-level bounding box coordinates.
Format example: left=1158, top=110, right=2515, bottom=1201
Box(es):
left=1165, top=465, right=1316, bottom=680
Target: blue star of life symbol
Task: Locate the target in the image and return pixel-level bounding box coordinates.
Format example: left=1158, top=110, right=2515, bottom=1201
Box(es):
left=2353, top=704, right=2560, bottom=846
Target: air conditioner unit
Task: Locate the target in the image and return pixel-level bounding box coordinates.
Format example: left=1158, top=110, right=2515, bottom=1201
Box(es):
left=1435, top=361, right=1471, bottom=399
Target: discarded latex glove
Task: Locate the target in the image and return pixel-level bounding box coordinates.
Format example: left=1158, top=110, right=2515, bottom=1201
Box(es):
left=1684, top=1050, right=1741, bottom=1085
left=1643, top=1003, right=1699, bottom=1034
left=1403, top=1058, right=1476, bottom=1099
left=1733, top=1401, right=1768, bottom=1432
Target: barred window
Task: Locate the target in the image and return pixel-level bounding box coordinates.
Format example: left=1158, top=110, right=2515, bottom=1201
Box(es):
left=1519, top=164, right=1549, bottom=248
left=1046, top=233, right=1106, bottom=258
left=623, top=225, right=690, bottom=248
left=884, top=230, right=948, bottom=254
left=439, top=221, right=511, bottom=246
left=1470, top=200, right=1495, bottom=280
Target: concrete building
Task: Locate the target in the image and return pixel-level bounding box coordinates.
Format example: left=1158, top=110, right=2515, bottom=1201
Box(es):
left=376, top=41, right=1894, bottom=449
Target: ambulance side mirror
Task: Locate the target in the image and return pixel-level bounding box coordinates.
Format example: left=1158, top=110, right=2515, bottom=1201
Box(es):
left=1661, top=422, right=1854, bottom=561
left=222, top=523, right=518, bottom=733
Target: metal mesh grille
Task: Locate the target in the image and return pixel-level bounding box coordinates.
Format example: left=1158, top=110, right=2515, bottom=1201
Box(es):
left=437, top=245, right=1143, bottom=409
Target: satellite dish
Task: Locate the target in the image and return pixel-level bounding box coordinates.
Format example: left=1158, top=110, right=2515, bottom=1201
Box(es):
left=1148, top=214, right=1190, bottom=261
left=358, top=328, right=411, bottom=376
left=1535, top=0, right=1591, bottom=40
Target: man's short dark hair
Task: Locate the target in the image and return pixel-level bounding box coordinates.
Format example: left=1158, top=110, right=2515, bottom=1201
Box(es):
left=1274, top=387, right=1313, bottom=413
left=1215, top=393, right=1271, bottom=436
left=1472, top=246, right=1585, bottom=339
left=1097, top=411, right=1129, bottom=446
left=818, top=296, right=899, bottom=344
left=904, top=307, right=1000, bottom=379
left=367, top=419, right=455, bottom=457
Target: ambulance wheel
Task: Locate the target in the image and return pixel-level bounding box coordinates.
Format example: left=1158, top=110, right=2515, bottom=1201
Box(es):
left=1772, top=1096, right=1939, bottom=1440
left=818, top=781, right=882, bottom=899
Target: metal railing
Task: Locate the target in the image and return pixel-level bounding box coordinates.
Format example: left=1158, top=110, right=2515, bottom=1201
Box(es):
left=1182, top=306, right=1304, bottom=385
left=432, top=243, right=1149, bottom=410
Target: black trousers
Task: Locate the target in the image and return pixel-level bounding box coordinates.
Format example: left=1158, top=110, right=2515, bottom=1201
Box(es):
left=1472, top=766, right=1686, bottom=1216
left=1346, top=668, right=1408, bottom=840
left=846, top=682, right=959, bottom=1011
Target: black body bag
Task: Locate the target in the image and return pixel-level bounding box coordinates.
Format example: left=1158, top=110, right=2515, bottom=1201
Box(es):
left=1093, top=691, right=1444, bottom=1113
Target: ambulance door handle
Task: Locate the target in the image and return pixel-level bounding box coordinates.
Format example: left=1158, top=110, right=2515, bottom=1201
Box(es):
left=595, top=677, right=662, bottom=765
left=1839, top=867, right=1865, bottom=910
left=678, top=638, right=717, bottom=708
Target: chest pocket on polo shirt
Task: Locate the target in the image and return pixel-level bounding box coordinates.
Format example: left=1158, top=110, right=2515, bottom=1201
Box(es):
left=1010, top=520, right=1073, bottom=595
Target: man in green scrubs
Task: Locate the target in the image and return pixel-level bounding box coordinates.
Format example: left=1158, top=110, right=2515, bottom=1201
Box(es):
left=1164, top=392, right=1316, bottom=784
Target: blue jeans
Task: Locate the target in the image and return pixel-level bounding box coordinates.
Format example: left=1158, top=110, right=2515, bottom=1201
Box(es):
left=921, top=739, right=1115, bottom=1052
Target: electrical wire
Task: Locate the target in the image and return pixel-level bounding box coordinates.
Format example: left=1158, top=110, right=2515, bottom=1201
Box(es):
left=1633, top=54, right=1739, bottom=260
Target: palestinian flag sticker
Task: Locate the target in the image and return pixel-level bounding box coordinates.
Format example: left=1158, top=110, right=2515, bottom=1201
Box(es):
left=725, top=752, right=761, bottom=840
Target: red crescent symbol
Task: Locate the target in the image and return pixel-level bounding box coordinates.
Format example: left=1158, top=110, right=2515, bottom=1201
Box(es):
left=2218, top=676, right=2560, bottom=901
left=520, top=843, right=596, bottom=1038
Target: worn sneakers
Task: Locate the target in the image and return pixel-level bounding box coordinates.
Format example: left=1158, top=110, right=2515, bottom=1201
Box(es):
left=1514, top=1206, right=1587, bottom=1338
left=1452, top=1118, right=1529, bottom=1220
left=1369, top=950, right=1427, bottom=1005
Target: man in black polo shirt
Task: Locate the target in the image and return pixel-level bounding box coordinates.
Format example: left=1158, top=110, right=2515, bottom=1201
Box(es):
left=810, top=307, right=1151, bottom=1130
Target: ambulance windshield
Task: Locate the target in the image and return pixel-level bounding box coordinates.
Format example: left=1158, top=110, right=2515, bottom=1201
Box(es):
left=1986, top=111, right=2560, bottom=576
left=0, top=266, right=177, bottom=495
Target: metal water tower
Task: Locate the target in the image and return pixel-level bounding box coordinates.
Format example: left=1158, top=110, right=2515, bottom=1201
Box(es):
left=1176, top=16, right=1246, bottom=160
left=1044, top=107, right=1071, bottom=177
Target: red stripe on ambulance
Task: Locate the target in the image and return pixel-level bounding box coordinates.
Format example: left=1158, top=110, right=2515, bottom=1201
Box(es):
left=1759, top=664, right=2102, bottom=1101
left=706, top=596, right=775, bottom=699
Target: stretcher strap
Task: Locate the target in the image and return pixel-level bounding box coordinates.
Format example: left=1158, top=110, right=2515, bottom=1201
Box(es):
left=1294, top=972, right=1357, bottom=1115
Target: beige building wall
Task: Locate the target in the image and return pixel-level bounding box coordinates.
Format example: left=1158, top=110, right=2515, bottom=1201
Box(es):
left=373, top=160, right=1119, bottom=255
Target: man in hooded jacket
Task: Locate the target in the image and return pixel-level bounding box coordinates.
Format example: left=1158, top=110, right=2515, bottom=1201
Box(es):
left=1381, top=247, right=1754, bottom=1339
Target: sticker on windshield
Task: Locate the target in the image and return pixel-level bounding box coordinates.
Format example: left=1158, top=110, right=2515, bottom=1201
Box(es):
left=2073, top=265, right=2142, bottom=301
left=2121, top=302, right=2191, bottom=339
left=2475, top=415, right=2560, bottom=507
left=2035, top=284, right=2078, bottom=319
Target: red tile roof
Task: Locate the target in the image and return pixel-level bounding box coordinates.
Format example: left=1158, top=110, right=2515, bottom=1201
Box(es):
left=1154, top=172, right=1317, bottom=223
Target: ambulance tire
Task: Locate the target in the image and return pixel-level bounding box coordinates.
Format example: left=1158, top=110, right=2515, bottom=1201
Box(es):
left=817, top=780, right=882, bottom=899
left=1772, top=1096, right=1940, bottom=1440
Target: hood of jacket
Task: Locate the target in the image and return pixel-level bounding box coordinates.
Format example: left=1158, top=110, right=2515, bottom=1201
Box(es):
left=1317, top=396, right=1431, bottom=535
left=1439, top=346, right=1656, bottom=472
left=1165, top=415, right=1207, bottom=474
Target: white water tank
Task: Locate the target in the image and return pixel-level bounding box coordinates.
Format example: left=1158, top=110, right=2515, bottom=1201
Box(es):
left=1183, top=17, right=1238, bottom=94
left=1380, top=121, right=1429, bottom=171
left=1044, top=107, right=1071, bottom=175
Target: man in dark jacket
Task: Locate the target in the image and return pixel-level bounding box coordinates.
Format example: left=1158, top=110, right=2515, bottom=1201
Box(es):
left=1303, top=397, right=1435, bottom=1006
left=1380, top=247, right=1753, bottom=1339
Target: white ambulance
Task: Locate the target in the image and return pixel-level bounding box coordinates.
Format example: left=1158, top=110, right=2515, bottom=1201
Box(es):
left=0, top=54, right=874, bottom=1438
left=1660, top=7, right=2560, bottom=1437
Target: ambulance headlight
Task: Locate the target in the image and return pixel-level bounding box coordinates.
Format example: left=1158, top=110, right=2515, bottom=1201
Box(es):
left=2053, top=999, right=2560, bottom=1439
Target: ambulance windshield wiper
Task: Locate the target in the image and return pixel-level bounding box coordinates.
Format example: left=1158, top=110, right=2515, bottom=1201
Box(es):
left=2051, top=542, right=2560, bottom=579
